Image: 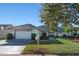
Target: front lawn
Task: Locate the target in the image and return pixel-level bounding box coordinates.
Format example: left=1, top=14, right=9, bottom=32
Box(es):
left=22, top=38, right=79, bottom=55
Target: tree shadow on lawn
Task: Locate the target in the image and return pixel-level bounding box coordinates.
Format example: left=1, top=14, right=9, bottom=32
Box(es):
left=55, top=53, right=79, bottom=56
left=30, top=39, right=63, bottom=45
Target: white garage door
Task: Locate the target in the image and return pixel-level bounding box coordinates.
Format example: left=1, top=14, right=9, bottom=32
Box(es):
left=15, top=31, right=32, bottom=39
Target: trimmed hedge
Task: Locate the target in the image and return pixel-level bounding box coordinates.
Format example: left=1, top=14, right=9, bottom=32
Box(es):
left=31, top=33, right=36, bottom=40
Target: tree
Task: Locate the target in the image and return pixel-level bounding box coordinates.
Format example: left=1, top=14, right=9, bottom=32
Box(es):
left=40, top=4, right=61, bottom=32
left=63, top=24, right=73, bottom=37
left=40, top=3, right=79, bottom=35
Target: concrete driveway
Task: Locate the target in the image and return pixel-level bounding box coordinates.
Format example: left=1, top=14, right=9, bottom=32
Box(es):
left=0, top=39, right=31, bottom=55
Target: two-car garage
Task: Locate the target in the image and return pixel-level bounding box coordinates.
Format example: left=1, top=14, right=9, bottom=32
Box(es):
left=15, top=30, right=32, bottom=39
left=13, top=24, right=36, bottom=40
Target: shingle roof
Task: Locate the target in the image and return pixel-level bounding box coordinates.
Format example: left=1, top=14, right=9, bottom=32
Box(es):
left=37, top=25, right=48, bottom=32
left=4, top=25, right=14, bottom=30
left=14, top=24, right=36, bottom=30
left=0, top=24, right=13, bottom=30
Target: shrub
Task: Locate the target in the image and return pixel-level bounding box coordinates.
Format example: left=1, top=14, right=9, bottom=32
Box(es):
left=31, top=33, right=36, bottom=40
left=77, top=34, right=79, bottom=38
left=42, top=32, right=47, bottom=37
left=63, top=34, right=66, bottom=37
left=40, top=32, right=48, bottom=40
left=7, top=33, right=13, bottom=40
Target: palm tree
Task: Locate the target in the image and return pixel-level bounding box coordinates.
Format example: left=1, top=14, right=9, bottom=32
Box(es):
left=40, top=3, right=79, bottom=38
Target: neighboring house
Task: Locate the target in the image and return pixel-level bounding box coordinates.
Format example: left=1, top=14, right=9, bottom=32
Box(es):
left=37, top=24, right=79, bottom=37
left=53, top=27, right=63, bottom=36
left=0, top=24, right=13, bottom=30
left=0, top=24, right=14, bottom=38
left=71, top=27, right=79, bottom=35
left=37, top=25, right=65, bottom=37
left=4, top=25, right=14, bottom=36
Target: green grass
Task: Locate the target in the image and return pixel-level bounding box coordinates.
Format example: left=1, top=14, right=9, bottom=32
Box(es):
left=22, top=38, right=79, bottom=55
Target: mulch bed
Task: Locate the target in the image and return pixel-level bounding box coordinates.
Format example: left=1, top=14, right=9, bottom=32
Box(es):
left=71, top=38, right=79, bottom=43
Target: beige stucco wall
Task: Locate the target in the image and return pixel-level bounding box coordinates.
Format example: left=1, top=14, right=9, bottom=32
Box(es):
left=32, top=29, right=43, bottom=36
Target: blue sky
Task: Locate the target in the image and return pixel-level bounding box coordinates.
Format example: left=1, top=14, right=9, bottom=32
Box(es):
left=0, top=3, right=43, bottom=26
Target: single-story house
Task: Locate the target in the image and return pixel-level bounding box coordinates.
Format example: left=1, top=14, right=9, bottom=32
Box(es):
left=1, top=23, right=79, bottom=40
left=0, top=24, right=46, bottom=40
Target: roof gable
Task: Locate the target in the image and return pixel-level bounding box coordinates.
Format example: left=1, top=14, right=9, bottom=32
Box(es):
left=14, top=24, right=36, bottom=30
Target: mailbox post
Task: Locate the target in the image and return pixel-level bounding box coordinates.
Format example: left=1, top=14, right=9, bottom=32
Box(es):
left=35, top=34, right=40, bottom=45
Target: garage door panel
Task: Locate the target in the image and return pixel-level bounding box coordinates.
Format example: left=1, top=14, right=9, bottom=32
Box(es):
left=15, top=31, right=31, bottom=39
